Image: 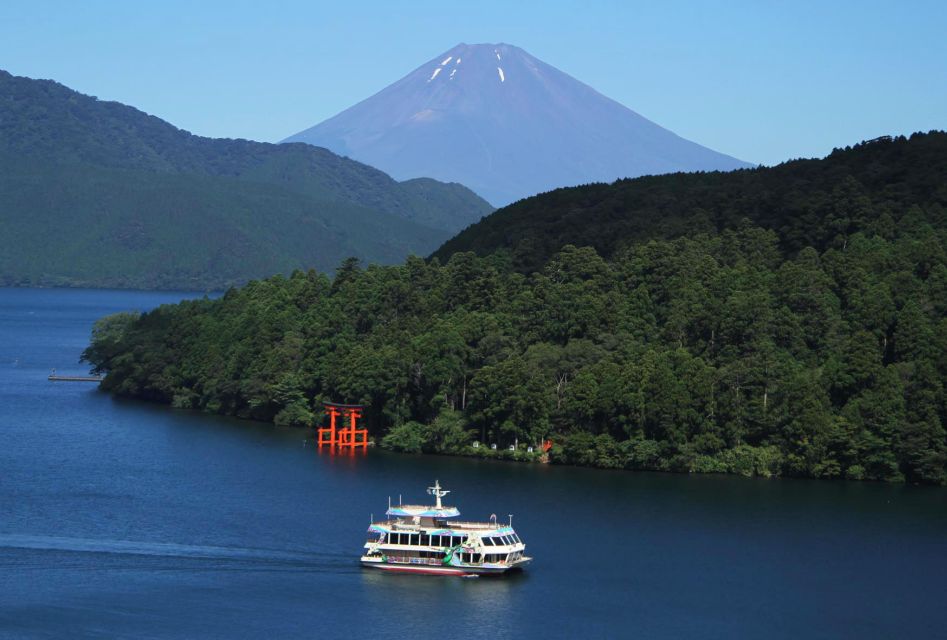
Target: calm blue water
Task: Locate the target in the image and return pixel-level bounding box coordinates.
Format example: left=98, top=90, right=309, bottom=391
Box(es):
left=0, top=287, right=945, bottom=639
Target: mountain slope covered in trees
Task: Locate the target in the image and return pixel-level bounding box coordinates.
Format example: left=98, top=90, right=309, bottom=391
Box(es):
left=0, top=70, right=492, bottom=289
left=434, top=132, right=947, bottom=272
left=83, top=133, right=947, bottom=483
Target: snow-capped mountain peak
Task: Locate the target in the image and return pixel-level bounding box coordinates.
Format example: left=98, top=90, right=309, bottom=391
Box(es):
left=284, top=43, right=750, bottom=206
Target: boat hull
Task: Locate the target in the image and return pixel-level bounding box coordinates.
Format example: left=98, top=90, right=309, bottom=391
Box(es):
left=361, top=556, right=530, bottom=576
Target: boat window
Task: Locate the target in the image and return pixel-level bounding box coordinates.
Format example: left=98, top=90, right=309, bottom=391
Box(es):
left=512, top=534, right=520, bottom=543
left=474, top=554, right=482, bottom=563
left=420, top=534, right=430, bottom=546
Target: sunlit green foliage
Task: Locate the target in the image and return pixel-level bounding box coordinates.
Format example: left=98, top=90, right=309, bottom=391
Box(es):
left=83, top=134, right=947, bottom=483
left=0, top=69, right=492, bottom=289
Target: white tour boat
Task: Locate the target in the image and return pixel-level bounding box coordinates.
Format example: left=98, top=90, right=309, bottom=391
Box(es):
left=361, top=480, right=531, bottom=576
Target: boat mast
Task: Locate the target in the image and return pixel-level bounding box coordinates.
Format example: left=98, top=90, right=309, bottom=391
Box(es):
left=428, top=480, right=450, bottom=509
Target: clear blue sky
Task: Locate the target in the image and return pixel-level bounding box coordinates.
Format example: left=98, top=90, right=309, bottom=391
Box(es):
left=1, top=0, right=944, bottom=165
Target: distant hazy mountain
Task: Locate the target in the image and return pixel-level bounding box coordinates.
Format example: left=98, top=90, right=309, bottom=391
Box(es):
left=0, top=70, right=492, bottom=290
left=285, top=43, right=751, bottom=206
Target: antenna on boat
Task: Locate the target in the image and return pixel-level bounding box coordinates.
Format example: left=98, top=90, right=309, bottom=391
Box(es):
left=427, top=479, right=450, bottom=509
left=509, top=514, right=513, bottom=527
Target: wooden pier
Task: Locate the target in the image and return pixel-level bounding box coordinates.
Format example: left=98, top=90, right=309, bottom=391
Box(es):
left=48, top=371, right=103, bottom=382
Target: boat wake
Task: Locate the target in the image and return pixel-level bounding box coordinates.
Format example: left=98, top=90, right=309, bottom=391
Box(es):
left=0, top=534, right=355, bottom=573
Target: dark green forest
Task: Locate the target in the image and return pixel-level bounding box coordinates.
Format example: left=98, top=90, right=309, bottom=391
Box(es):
left=83, top=133, right=947, bottom=484
left=435, top=131, right=947, bottom=272
left=0, top=69, right=492, bottom=289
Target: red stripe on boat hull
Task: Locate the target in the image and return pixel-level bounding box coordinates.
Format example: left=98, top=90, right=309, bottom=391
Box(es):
left=367, top=563, right=468, bottom=576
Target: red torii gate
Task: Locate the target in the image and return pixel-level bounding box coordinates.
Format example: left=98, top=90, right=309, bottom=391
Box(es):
left=317, top=402, right=368, bottom=449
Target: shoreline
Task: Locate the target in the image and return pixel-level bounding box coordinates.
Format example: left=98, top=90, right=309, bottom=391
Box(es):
left=106, top=389, right=926, bottom=486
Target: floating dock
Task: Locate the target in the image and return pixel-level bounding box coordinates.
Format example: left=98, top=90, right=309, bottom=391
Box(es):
left=48, top=372, right=103, bottom=382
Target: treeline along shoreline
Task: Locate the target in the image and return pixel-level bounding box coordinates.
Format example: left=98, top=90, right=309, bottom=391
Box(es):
left=83, top=133, right=947, bottom=484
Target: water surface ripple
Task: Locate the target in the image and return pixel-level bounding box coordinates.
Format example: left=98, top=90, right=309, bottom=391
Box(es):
left=1, top=288, right=945, bottom=639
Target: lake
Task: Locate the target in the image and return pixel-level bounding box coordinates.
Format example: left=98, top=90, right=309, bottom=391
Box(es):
left=1, top=287, right=945, bottom=639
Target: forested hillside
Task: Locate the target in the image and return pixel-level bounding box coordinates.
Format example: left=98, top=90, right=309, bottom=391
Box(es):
left=434, top=132, right=947, bottom=272
left=0, top=70, right=492, bottom=289
left=83, top=133, right=947, bottom=484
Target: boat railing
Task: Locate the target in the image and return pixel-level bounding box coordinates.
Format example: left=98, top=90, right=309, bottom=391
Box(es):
left=372, top=519, right=505, bottom=532
left=448, top=521, right=505, bottom=530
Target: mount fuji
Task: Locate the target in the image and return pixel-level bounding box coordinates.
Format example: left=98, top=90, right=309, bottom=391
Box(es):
left=284, top=43, right=752, bottom=206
